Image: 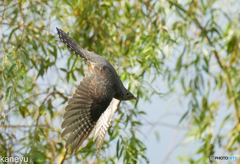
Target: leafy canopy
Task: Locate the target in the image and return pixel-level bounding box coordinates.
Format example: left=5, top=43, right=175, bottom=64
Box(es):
left=0, top=0, right=240, bottom=163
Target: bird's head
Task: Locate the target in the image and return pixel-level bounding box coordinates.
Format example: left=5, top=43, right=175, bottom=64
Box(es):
left=121, top=89, right=138, bottom=101
left=114, top=88, right=137, bottom=101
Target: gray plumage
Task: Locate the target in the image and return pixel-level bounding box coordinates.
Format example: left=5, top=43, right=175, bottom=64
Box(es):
left=56, top=27, right=137, bottom=155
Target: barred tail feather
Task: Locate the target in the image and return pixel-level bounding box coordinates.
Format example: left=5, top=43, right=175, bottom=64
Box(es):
left=56, top=27, right=88, bottom=60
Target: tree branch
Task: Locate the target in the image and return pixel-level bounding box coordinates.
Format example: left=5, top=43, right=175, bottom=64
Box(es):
left=167, top=0, right=240, bottom=123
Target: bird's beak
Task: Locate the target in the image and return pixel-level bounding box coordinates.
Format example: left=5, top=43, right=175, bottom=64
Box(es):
left=132, top=96, right=138, bottom=101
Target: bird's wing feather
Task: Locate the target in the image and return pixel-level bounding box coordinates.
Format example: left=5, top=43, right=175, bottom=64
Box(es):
left=93, top=98, right=121, bottom=151
left=61, top=66, right=115, bottom=155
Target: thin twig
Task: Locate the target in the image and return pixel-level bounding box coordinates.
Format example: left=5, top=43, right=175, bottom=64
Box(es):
left=0, top=0, right=6, bottom=53
left=60, top=148, right=68, bottom=164
left=33, top=92, right=54, bottom=138
left=12, top=0, right=25, bottom=53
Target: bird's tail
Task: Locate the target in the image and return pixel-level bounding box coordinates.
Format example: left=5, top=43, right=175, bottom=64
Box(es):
left=56, top=27, right=88, bottom=61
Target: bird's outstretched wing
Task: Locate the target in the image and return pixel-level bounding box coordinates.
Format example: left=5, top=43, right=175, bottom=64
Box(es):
left=93, top=98, right=121, bottom=151
left=61, top=66, right=115, bottom=155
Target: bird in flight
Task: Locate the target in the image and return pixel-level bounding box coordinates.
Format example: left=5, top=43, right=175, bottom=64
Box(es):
left=56, top=27, right=138, bottom=155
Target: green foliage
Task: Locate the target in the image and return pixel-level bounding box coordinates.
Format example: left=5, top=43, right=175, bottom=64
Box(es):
left=0, top=0, right=240, bottom=163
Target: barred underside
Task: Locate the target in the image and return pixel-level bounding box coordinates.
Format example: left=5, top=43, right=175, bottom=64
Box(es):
left=93, top=98, right=121, bottom=151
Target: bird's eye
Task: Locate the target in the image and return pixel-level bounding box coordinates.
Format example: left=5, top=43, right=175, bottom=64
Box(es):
left=126, top=93, right=129, bottom=96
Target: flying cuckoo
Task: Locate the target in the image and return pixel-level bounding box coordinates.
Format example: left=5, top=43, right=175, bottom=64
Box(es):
left=56, top=27, right=137, bottom=155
